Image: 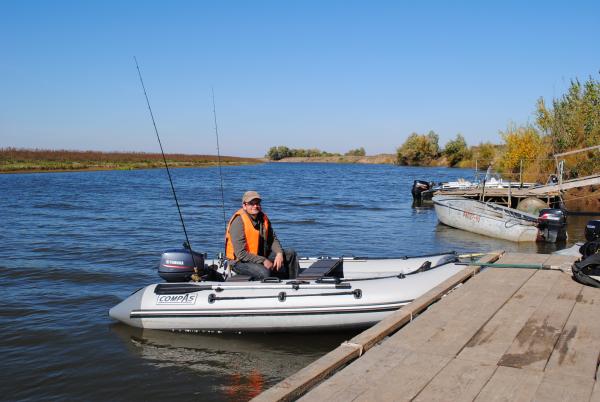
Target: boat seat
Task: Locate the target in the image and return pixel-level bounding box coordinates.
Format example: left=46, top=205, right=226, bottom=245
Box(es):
left=226, top=274, right=252, bottom=282
left=298, top=258, right=344, bottom=280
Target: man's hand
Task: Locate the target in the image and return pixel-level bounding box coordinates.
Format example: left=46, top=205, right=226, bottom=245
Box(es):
left=263, top=259, right=274, bottom=270
left=263, top=253, right=284, bottom=271
left=273, top=253, right=284, bottom=271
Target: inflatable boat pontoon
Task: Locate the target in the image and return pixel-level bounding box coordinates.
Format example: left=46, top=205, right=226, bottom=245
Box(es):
left=110, top=252, right=465, bottom=332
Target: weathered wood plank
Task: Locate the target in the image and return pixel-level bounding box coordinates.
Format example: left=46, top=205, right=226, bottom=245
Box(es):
left=545, top=285, right=600, bottom=379
left=543, top=254, right=581, bottom=273
left=459, top=269, right=561, bottom=365
left=533, top=371, right=595, bottom=401
left=348, top=266, right=477, bottom=349
left=385, top=266, right=535, bottom=357
left=350, top=251, right=503, bottom=350
left=498, top=271, right=583, bottom=371
left=498, top=252, right=550, bottom=265
left=251, top=344, right=359, bottom=402
left=297, top=345, right=415, bottom=402
left=335, top=351, right=451, bottom=402
left=474, top=366, right=543, bottom=402
left=412, top=358, right=496, bottom=402
left=590, top=382, right=600, bottom=402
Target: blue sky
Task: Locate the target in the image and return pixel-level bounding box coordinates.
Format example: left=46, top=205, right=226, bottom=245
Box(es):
left=1, top=1, right=599, bottom=157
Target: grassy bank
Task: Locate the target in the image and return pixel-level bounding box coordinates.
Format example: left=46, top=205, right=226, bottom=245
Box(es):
left=0, top=148, right=261, bottom=173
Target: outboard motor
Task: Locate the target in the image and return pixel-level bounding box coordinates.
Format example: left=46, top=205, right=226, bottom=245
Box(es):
left=579, top=220, right=600, bottom=259
left=158, top=248, right=205, bottom=282
left=411, top=180, right=433, bottom=206
left=585, top=220, right=600, bottom=242
left=537, top=208, right=567, bottom=243
left=574, top=220, right=600, bottom=287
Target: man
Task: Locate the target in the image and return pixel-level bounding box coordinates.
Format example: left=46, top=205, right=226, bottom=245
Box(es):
left=225, top=191, right=299, bottom=280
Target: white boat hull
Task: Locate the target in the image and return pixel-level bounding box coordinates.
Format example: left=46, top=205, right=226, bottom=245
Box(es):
left=110, top=257, right=464, bottom=332
left=433, top=196, right=539, bottom=242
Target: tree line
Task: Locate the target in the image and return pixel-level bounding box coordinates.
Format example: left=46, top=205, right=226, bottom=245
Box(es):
left=266, top=146, right=365, bottom=160
left=396, top=75, right=600, bottom=182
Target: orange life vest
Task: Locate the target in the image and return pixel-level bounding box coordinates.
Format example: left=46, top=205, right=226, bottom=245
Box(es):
left=225, top=209, right=270, bottom=260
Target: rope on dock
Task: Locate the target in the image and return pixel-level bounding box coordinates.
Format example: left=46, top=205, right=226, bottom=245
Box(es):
left=340, top=341, right=364, bottom=357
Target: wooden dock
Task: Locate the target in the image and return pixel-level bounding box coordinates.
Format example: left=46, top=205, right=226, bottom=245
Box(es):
left=432, top=174, right=600, bottom=209
left=253, top=252, right=599, bottom=402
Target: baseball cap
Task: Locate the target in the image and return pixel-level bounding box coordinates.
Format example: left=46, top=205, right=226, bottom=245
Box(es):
left=242, top=191, right=262, bottom=203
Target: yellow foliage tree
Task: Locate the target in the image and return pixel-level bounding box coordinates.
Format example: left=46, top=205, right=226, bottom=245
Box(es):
left=500, top=124, right=548, bottom=180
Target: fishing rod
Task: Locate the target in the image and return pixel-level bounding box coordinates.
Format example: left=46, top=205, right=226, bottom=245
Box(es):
left=211, top=87, right=227, bottom=244
left=133, top=57, right=199, bottom=274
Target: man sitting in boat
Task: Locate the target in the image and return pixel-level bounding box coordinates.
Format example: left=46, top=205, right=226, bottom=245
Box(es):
left=225, top=191, right=299, bottom=280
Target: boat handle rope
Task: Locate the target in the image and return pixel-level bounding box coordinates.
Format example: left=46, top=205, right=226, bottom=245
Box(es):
left=154, top=282, right=351, bottom=295
left=342, top=260, right=446, bottom=282
left=207, top=289, right=362, bottom=303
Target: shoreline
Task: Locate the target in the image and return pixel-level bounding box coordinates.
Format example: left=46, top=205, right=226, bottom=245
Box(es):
left=268, top=154, right=396, bottom=164
left=0, top=161, right=262, bottom=174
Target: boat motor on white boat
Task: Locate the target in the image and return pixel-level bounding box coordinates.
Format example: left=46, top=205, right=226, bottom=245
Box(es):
left=109, top=250, right=464, bottom=332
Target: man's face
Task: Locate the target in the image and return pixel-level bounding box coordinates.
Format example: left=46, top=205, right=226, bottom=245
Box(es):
left=242, top=198, right=262, bottom=217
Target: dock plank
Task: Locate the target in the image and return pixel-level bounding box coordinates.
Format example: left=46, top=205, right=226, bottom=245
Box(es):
left=533, top=371, right=595, bottom=401
left=591, top=382, right=600, bottom=402
left=459, top=269, right=560, bottom=365
left=474, top=366, right=543, bottom=402
left=384, top=266, right=535, bottom=357
left=498, top=271, right=583, bottom=371
left=297, top=345, right=416, bottom=402
left=545, top=285, right=600, bottom=379
left=412, top=358, right=496, bottom=402
left=338, top=351, right=451, bottom=402
left=250, top=343, right=359, bottom=402
left=497, top=252, right=550, bottom=265
left=543, top=253, right=581, bottom=271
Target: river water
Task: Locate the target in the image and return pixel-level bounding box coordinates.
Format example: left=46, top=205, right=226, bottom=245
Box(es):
left=0, top=163, right=592, bottom=401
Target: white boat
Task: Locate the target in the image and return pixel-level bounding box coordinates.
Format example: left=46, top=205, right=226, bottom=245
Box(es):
left=433, top=195, right=567, bottom=242
left=109, top=253, right=463, bottom=332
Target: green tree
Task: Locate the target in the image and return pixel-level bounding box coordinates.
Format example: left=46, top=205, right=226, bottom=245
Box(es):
left=474, top=142, right=497, bottom=164
left=345, top=147, right=366, bottom=156
left=266, top=146, right=290, bottom=160
left=536, top=75, right=600, bottom=177
left=536, top=76, right=600, bottom=154
left=396, top=131, right=440, bottom=166
left=443, top=134, right=471, bottom=166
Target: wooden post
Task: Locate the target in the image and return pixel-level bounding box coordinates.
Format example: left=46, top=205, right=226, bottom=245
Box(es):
left=519, top=159, right=523, bottom=188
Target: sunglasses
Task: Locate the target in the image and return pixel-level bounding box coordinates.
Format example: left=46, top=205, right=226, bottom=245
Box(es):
left=245, top=200, right=262, bottom=206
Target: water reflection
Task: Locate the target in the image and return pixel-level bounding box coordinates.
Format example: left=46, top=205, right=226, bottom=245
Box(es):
left=110, top=324, right=359, bottom=400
